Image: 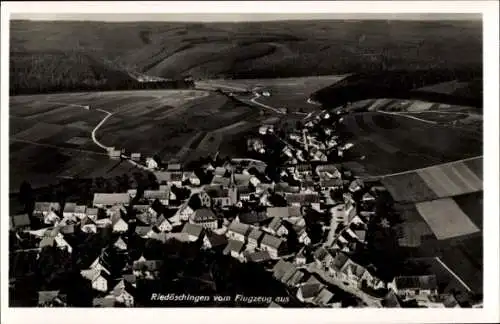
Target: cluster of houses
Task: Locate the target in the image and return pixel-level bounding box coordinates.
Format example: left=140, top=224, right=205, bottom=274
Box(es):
left=9, top=108, right=474, bottom=308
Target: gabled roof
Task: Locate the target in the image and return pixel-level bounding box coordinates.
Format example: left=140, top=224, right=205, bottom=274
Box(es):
left=260, top=234, right=284, bottom=250
left=285, top=193, right=320, bottom=204
left=313, top=287, right=334, bottom=305
left=63, top=203, right=77, bottom=213
left=182, top=223, right=203, bottom=238
left=135, top=226, right=152, bottom=237
left=300, top=283, right=323, bottom=299
left=205, top=232, right=228, bottom=247
left=394, top=275, right=438, bottom=290
left=86, top=208, right=98, bottom=216
left=247, top=227, right=264, bottom=241
left=223, top=239, right=245, bottom=254
left=81, top=216, right=96, bottom=226
left=190, top=208, right=217, bottom=223
left=320, top=178, right=344, bottom=187
left=332, top=252, right=350, bottom=271
left=75, top=205, right=87, bottom=214
left=227, top=220, right=250, bottom=236
left=267, top=217, right=285, bottom=232
left=93, top=193, right=129, bottom=206
left=34, top=202, right=60, bottom=212
left=93, top=296, right=115, bottom=307
left=244, top=250, right=272, bottom=263
left=154, top=171, right=183, bottom=183
left=272, top=259, right=296, bottom=281
left=143, top=190, right=169, bottom=200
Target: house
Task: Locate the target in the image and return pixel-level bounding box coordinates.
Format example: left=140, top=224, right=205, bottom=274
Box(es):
left=81, top=217, right=97, bottom=233
left=237, top=210, right=270, bottom=225
left=182, top=171, right=201, bottom=186
left=313, top=246, right=336, bottom=269
left=108, top=148, right=121, bottom=160
left=33, top=202, right=61, bottom=219
left=132, top=260, right=163, bottom=280
left=154, top=171, right=183, bottom=187
left=93, top=296, right=116, bottom=307
left=202, top=232, right=228, bottom=250
left=167, top=161, right=182, bottom=172
left=86, top=208, right=99, bottom=222
left=316, top=164, right=342, bottom=179
left=143, top=190, right=170, bottom=205
left=112, top=236, right=127, bottom=251
left=38, top=290, right=66, bottom=307
left=319, top=178, right=344, bottom=191
left=260, top=234, right=286, bottom=258
left=63, top=203, right=77, bottom=219
left=348, top=179, right=364, bottom=193
left=247, top=227, right=264, bottom=250
left=272, top=259, right=299, bottom=284
left=135, top=225, right=153, bottom=238
left=383, top=290, right=402, bottom=308
left=146, top=157, right=158, bottom=170
left=244, top=250, right=272, bottom=263
left=112, top=214, right=128, bottom=233
left=44, top=211, right=60, bottom=226
left=362, top=192, right=376, bottom=203
left=296, top=281, right=325, bottom=304
left=313, top=287, right=335, bottom=306
left=131, top=152, right=141, bottom=162
left=206, top=186, right=237, bottom=208
left=177, top=204, right=195, bottom=222
left=226, top=220, right=251, bottom=242
left=285, top=193, right=320, bottom=210
left=112, top=280, right=135, bottom=307
left=295, top=248, right=307, bottom=265
left=10, top=214, right=31, bottom=231
left=238, top=185, right=255, bottom=201
left=223, top=239, right=245, bottom=260
left=265, top=217, right=289, bottom=237
left=266, top=206, right=302, bottom=219
left=155, top=215, right=173, bottom=232
left=189, top=208, right=218, bottom=229
left=297, top=227, right=311, bottom=245
left=330, top=203, right=356, bottom=227
left=181, top=223, right=204, bottom=242
left=389, top=275, right=438, bottom=301
left=74, top=205, right=87, bottom=219
left=93, top=193, right=130, bottom=208
left=60, top=224, right=75, bottom=235
left=81, top=269, right=111, bottom=292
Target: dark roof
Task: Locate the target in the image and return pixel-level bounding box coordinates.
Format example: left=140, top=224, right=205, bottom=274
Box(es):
left=332, top=252, right=349, bottom=271
left=266, top=206, right=302, bottom=218
left=132, top=260, right=163, bottom=271
left=135, top=226, right=152, bottom=236
left=272, top=260, right=296, bottom=281
left=300, top=283, right=323, bottom=299
left=227, top=221, right=251, bottom=236
left=182, top=223, right=203, bottom=237
left=320, top=178, right=344, bottom=187
left=223, top=239, right=245, bottom=254
left=261, top=234, right=284, bottom=250
left=143, top=190, right=169, bottom=200
left=383, top=290, right=401, bottom=308
left=155, top=171, right=183, bottom=183
left=238, top=210, right=270, bottom=224
left=237, top=185, right=255, bottom=195
left=205, top=232, right=228, bottom=247
left=244, top=250, right=272, bottom=263
left=394, top=275, right=438, bottom=290
left=248, top=227, right=264, bottom=241
left=191, top=208, right=217, bottom=223
left=11, top=214, right=31, bottom=228
left=93, top=297, right=115, bottom=307
left=38, top=290, right=60, bottom=304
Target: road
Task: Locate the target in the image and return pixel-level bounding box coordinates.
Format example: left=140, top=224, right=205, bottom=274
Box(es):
left=91, top=108, right=114, bottom=151
left=379, top=110, right=437, bottom=125
left=247, top=93, right=286, bottom=115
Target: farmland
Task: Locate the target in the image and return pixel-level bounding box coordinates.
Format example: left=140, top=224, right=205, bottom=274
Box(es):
left=9, top=89, right=271, bottom=192
left=338, top=112, right=482, bottom=177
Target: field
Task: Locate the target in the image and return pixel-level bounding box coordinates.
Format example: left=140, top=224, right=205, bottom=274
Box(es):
left=378, top=157, right=482, bottom=203
left=10, top=19, right=482, bottom=94
left=339, top=112, right=482, bottom=177
left=197, top=75, right=347, bottom=113
left=9, top=89, right=270, bottom=192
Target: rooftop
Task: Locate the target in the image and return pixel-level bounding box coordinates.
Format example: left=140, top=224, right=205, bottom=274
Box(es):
left=93, top=193, right=130, bottom=206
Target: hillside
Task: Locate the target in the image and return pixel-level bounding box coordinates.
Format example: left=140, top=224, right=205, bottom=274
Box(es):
left=10, top=19, right=482, bottom=93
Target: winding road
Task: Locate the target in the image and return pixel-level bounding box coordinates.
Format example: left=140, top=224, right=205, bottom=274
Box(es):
left=91, top=108, right=114, bottom=151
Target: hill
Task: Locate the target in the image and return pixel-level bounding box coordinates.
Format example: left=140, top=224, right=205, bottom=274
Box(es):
left=10, top=19, right=482, bottom=93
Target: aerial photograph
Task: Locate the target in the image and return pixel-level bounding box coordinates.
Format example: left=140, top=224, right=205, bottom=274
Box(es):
left=7, top=12, right=483, bottom=309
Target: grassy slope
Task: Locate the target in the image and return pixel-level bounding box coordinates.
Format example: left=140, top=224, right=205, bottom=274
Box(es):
left=11, top=19, right=482, bottom=92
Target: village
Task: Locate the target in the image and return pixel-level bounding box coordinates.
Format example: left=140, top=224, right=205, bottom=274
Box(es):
left=9, top=108, right=465, bottom=309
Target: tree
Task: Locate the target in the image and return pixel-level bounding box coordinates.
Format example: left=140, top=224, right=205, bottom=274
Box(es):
left=19, top=181, right=35, bottom=215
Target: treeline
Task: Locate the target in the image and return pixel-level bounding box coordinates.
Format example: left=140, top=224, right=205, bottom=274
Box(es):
left=10, top=51, right=194, bottom=95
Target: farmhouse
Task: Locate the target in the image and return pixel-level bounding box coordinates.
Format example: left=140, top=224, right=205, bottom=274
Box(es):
left=131, top=153, right=141, bottom=162
left=226, top=220, right=251, bottom=242
left=143, top=190, right=170, bottom=205
left=108, top=148, right=122, bottom=160
left=93, top=193, right=130, bottom=208
left=33, top=202, right=61, bottom=218
left=389, top=275, right=438, bottom=301
left=264, top=217, right=289, bottom=237
left=189, top=208, right=218, bottom=229
left=247, top=227, right=264, bottom=250
left=260, top=234, right=286, bottom=258
left=223, top=239, right=245, bottom=260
